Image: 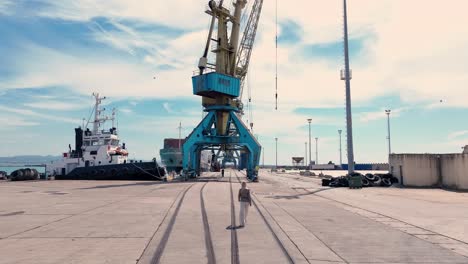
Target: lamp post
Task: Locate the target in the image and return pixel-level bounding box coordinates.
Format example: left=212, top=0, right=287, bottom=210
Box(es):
left=275, top=137, right=278, bottom=169
left=342, top=0, right=355, bottom=175
left=304, top=142, right=307, bottom=167
left=307, top=118, right=312, bottom=169
left=385, top=110, right=391, bottom=157
left=338, top=130, right=342, bottom=166
left=315, top=137, right=318, bottom=165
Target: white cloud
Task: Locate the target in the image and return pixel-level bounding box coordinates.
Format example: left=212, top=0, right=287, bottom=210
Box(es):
left=359, top=107, right=407, bottom=123
left=0, top=0, right=13, bottom=15
left=448, top=130, right=468, bottom=140
left=0, top=105, right=80, bottom=125
left=162, top=102, right=173, bottom=113
left=33, top=0, right=206, bottom=29
left=0, top=115, right=39, bottom=129
left=4, top=0, right=468, bottom=108
left=24, top=101, right=87, bottom=111
left=119, top=108, right=133, bottom=114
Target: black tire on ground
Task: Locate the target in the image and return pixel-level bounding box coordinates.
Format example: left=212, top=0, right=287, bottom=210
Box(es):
left=362, top=178, right=371, bottom=187
left=322, top=179, right=331, bottom=186
left=12, top=170, right=23, bottom=181
left=24, top=168, right=32, bottom=178
left=31, top=169, right=39, bottom=179
left=373, top=175, right=381, bottom=185
left=365, top=173, right=375, bottom=181
left=338, top=177, right=349, bottom=187
left=381, top=178, right=392, bottom=187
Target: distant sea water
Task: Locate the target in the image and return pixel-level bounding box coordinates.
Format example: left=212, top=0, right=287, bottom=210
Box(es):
left=0, top=165, right=46, bottom=175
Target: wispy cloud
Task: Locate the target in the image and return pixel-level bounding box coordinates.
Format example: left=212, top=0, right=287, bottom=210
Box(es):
left=359, top=107, right=407, bottom=123
left=162, top=102, right=173, bottom=113
left=0, top=0, right=13, bottom=15
left=0, top=115, right=39, bottom=129
left=0, top=105, right=80, bottom=124
left=448, top=130, right=468, bottom=140
left=119, top=108, right=133, bottom=114
left=24, top=101, right=87, bottom=111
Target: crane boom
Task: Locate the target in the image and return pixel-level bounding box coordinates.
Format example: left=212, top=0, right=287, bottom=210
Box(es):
left=236, top=0, right=264, bottom=99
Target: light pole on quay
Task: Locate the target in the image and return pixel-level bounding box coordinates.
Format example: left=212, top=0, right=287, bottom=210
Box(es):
left=315, top=137, right=319, bottom=165
left=304, top=142, right=307, bottom=167
left=338, top=130, right=343, bottom=166
left=385, top=109, right=392, bottom=157
left=275, top=137, right=278, bottom=169
left=307, top=118, right=312, bottom=169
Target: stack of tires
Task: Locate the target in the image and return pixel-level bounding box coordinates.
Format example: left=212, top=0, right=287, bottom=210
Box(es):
left=323, top=173, right=399, bottom=188
left=10, top=168, right=39, bottom=181
left=325, top=176, right=350, bottom=188
left=362, top=173, right=398, bottom=187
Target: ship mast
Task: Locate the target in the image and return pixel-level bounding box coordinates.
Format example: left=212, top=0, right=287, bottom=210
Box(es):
left=92, top=93, right=109, bottom=135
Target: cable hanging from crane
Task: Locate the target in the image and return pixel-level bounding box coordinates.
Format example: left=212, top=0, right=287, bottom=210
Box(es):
left=247, top=72, right=254, bottom=131
left=275, top=0, right=278, bottom=110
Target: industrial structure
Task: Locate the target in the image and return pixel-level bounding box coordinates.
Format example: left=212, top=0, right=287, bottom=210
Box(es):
left=182, top=0, right=263, bottom=181
left=292, top=157, right=305, bottom=167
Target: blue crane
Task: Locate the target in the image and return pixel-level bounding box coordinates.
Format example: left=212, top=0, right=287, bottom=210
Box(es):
left=182, top=0, right=263, bottom=181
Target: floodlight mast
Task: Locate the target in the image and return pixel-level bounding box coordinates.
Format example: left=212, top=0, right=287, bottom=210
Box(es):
left=343, top=0, right=355, bottom=175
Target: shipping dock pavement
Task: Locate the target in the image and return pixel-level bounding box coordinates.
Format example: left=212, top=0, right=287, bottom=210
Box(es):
left=0, top=169, right=467, bottom=264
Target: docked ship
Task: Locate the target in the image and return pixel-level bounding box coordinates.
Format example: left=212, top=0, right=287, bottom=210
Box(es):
left=47, top=93, right=165, bottom=180
left=159, top=138, right=184, bottom=174
left=159, top=138, right=218, bottom=174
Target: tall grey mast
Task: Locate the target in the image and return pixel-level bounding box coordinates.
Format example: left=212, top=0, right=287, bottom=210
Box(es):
left=91, top=93, right=111, bottom=135
left=343, top=0, right=355, bottom=174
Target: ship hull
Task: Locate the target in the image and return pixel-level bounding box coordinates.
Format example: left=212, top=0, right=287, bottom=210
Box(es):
left=55, top=161, right=165, bottom=181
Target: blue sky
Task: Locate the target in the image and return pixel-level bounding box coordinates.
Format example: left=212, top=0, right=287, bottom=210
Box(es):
left=1, top=1, right=468, bottom=165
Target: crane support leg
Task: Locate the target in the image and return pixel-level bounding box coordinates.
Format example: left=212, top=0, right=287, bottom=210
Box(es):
left=182, top=108, right=261, bottom=181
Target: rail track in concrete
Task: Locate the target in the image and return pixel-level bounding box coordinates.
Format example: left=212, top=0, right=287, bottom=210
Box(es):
left=138, top=182, right=215, bottom=264
left=200, top=182, right=216, bottom=264
left=147, top=183, right=195, bottom=264
left=142, top=171, right=296, bottom=264
left=229, top=174, right=240, bottom=264
left=232, top=171, right=295, bottom=264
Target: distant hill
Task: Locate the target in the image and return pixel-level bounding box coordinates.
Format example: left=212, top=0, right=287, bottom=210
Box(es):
left=0, top=155, right=61, bottom=164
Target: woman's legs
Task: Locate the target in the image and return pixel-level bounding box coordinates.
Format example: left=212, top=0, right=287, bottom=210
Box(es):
left=244, top=202, right=249, bottom=224
left=239, top=202, right=247, bottom=226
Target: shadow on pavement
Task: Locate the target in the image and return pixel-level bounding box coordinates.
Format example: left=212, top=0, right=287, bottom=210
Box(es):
left=269, top=187, right=333, bottom=200
left=77, top=176, right=225, bottom=190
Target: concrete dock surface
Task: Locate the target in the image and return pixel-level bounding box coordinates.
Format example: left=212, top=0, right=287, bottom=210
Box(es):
left=1, top=169, right=467, bottom=264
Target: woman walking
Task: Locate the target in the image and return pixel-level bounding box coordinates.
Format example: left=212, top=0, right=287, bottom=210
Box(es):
left=238, top=182, right=252, bottom=227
